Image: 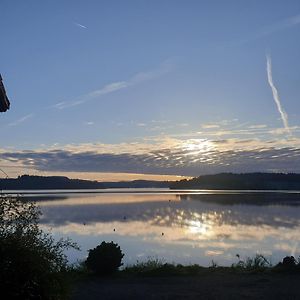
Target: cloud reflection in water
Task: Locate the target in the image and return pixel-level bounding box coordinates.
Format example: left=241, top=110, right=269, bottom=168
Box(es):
left=35, top=192, right=300, bottom=266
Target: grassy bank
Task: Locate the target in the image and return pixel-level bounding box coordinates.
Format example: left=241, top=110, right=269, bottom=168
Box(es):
left=70, top=257, right=300, bottom=300
left=69, top=254, right=300, bottom=281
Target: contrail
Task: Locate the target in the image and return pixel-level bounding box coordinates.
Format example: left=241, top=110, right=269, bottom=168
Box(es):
left=74, top=22, right=87, bottom=29
left=266, top=54, right=291, bottom=135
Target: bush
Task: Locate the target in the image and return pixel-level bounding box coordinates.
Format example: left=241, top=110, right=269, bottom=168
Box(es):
left=85, top=241, right=124, bottom=276
left=0, top=195, right=78, bottom=299
left=232, top=254, right=271, bottom=271
left=275, top=256, right=298, bottom=271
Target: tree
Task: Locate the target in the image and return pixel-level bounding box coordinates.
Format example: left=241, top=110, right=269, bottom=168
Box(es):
left=0, top=195, right=78, bottom=299
left=85, top=241, right=124, bottom=276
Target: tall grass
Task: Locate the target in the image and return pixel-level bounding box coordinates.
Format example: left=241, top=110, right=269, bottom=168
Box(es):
left=232, top=254, right=272, bottom=270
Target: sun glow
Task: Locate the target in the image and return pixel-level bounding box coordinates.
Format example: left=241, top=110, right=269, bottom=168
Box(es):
left=187, top=220, right=210, bottom=235
left=181, top=139, right=216, bottom=156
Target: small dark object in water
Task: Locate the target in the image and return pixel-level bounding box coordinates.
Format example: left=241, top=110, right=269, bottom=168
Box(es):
left=123, top=216, right=127, bottom=220
left=0, top=74, right=10, bottom=112
left=113, top=228, right=116, bottom=232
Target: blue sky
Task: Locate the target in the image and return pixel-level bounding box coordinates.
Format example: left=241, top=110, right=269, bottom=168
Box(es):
left=1, top=0, right=300, bottom=180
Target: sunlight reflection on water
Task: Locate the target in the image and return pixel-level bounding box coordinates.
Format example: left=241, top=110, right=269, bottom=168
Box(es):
left=27, top=190, right=300, bottom=266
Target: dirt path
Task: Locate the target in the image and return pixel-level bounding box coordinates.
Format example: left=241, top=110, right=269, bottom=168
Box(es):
left=71, top=272, right=300, bottom=300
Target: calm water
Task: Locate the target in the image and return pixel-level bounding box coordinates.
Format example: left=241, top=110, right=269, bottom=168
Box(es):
left=20, top=189, right=300, bottom=267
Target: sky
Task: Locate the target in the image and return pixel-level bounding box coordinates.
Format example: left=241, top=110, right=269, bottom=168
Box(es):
left=1, top=0, right=300, bottom=181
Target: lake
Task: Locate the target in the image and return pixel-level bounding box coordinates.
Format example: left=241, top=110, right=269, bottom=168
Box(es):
left=18, top=189, right=300, bottom=267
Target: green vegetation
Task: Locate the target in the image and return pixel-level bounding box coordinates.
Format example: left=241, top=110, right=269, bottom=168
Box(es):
left=0, top=195, right=78, bottom=299
left=85, top=241, right=124, bottom=276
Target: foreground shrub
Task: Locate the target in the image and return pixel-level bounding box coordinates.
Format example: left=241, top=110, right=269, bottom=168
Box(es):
left=85, top=241, right=124, bottom=276
left=275, top=256, right=299, bottom=271
left=232, top=254, right=271, bottom=271
left=0, top=196, right=78, bottom=299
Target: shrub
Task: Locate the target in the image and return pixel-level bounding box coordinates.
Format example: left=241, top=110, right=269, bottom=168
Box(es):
left=282, top=256, right=297, bottom=267
left=85, top=241, right=124, bottom=276
left=0, top=195, right=78, bottom=299
left=275, top=256, right=298, bottom=271
left=232, top=254, right=271, bottom=270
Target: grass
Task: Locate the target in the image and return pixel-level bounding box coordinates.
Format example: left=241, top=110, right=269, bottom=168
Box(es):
left=231, top=254, right=272, bottom=271
left=67, top=254, right=300, bottom=281
left=122, top=257, right=206, bottom=276
left=120, top=254, right=273, bottom=277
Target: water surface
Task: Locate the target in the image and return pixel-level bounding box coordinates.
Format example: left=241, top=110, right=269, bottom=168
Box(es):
left=22, top=189, right=300, bottom=266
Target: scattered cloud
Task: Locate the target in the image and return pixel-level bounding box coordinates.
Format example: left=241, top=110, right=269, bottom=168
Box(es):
left=8, top=114, right=34, bottom=127
left=259, top=13, right=300, bottom=37
left=136, top=123, right=146, bottom=127
left=202, top=124, right=220, bottom=129
left=234, top=12, right=300, bottom=45
left=84, top=121, right=94, bottom=126
left=248, top=124, right=267, bottom=129
left=53, top=60, right=173, bottom=109
left=74, top=22, right=87, bottom=29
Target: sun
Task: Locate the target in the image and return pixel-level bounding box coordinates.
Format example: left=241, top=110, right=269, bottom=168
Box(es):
left=181, top=139, right=216, bottom=155
left=188, top=220, right=209, bottom=235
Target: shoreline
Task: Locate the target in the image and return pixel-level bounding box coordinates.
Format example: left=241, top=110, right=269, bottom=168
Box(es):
left=2, top=188, right=300, bottom=195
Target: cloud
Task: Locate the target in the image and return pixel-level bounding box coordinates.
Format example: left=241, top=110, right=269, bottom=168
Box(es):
left=201, top=124, right=220, bottom=129
left=259, top=13, right=300, bottom=37
left=232, top=13, right=300, bottom=45
left=266, top=54, right=291, bottom=135
left=84, top=121, right=94, bottom=126
left=38, top=194, right=300, bottom=229
left=8, top=113, right=34, bottom=126
left=1, top=137, right=300, bottom=176
left=74, top=22, right=87, bottom=29
left=248, top=124, right=267, bottom=129
left=53, top=61, right=172, bottom=109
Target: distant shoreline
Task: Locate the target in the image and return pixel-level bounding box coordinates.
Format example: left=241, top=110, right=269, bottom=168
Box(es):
left=2, top=188, right=300, bottom=195
left=1, top=173, right=300, bottom=191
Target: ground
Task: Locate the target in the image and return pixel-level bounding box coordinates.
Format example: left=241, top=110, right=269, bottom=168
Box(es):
left=71, top=272, right=300, bottom=300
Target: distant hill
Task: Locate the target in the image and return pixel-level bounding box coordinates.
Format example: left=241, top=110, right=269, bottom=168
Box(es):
left=0, top=175, right=169, bottom=190
left=169, top=173, right=300, bottom=190
left=3, top=173, right=299, bottom=191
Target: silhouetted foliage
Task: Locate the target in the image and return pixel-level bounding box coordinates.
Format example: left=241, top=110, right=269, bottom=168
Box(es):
left=0, top=195, right=78, bottom=299
left=282, top=256, right=297, bottom=267
left=275, top=256, right=299, bottom=271
left=232, top=254, right=271, bottom=270
left=170, top=173, right=300, bottom=190
left=85, top=241, right=124, bottom=276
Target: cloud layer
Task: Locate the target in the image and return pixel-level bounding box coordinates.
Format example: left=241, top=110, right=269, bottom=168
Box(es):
left=1, top=137, right=300, bottom=177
